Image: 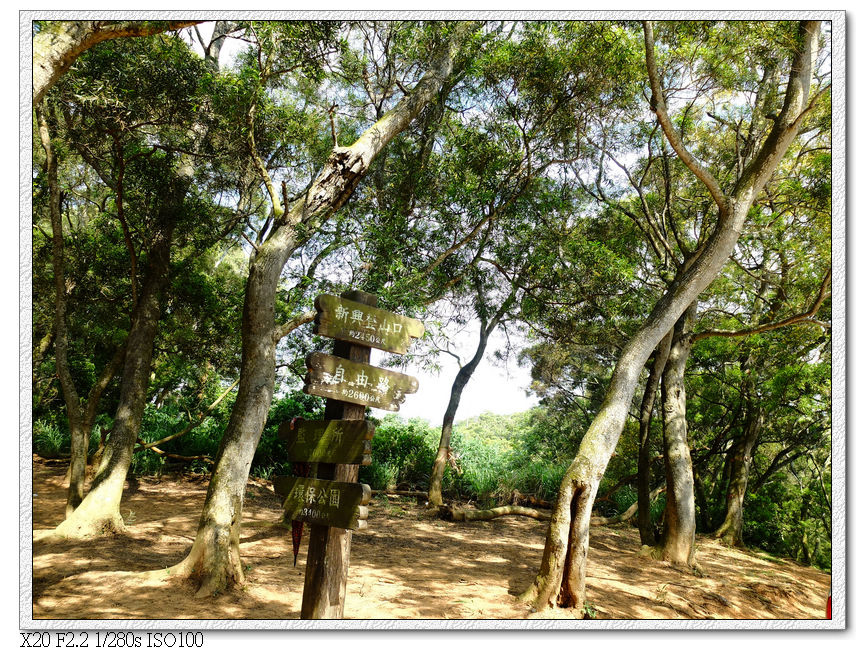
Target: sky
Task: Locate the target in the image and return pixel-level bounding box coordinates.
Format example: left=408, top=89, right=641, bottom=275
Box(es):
left=372, top=325, right=539, bottom=426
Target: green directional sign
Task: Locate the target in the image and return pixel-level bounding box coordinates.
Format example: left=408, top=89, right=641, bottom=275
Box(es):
left=314, top=294, right=425, bottom=355
left=274, top=476, right=371, bottom=530
left=278, top=419, right=374, bottom=465
left=303, top=352, right=419, bottom=412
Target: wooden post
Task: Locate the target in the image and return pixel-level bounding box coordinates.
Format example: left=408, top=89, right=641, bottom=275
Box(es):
left=300, top=290, right=376, bottom=619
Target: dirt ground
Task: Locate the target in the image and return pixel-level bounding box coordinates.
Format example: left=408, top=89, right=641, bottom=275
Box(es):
left=30, top=457, right=830, bottom=621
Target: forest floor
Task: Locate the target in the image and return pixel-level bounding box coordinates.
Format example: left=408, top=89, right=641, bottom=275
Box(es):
left=30, top=456, right=830, bottom=621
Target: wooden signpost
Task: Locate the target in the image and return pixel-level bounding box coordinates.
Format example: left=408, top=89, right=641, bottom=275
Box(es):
left=273, top=290, right=422, bottom=619
left=313, top=293, right=424, bottom=354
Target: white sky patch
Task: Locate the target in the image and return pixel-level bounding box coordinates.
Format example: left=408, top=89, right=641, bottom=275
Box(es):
left=377, top=323, right=539, bottom=425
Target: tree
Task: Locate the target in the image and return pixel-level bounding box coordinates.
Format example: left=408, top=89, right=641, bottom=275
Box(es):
left=520, top=20, right=825, bottom=612
left=167, top=21, right=480, bottom=598
left=50, top=24, right=241, bottom=537
left=35, top=102, right=127, bottom=514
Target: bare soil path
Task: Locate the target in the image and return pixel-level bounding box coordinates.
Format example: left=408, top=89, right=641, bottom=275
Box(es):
left=30, top=458, right=829, bottom=621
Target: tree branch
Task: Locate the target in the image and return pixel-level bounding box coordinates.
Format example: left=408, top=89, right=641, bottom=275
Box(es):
left=643, top=21, right=728, bottom=213
left=136, top=377, right=240, bottom=451
left=693, top=266, right=831, bottom=342
left=273, top=310, right=316, bottom=342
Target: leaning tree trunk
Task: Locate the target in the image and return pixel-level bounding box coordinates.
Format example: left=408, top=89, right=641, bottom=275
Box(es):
left=37, top=101, right=127, bottom=515
left=429, top=291, right=512, bottom=507
left=659, top=303, right=697, bottom=566
left=637, top=329, right=672, bottom=545
left=48, top=24, right=234, bottom=536
left=53, top=221, right=175, bottom=538
left=170, top=25, right=475, bottom=598
left=428, top=352, right=484, bottom=508
left=519, top=20, right=820, bottom=613
left=714, top=405, right=763, bottom=546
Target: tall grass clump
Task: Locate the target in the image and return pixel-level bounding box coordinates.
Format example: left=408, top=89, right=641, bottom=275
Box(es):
left=33, top=419, right=68, bottom=457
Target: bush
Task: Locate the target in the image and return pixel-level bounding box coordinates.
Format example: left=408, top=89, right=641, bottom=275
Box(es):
left=359, top=415, right=437, bottom=490
left=501, top=459, right=568, bottom=503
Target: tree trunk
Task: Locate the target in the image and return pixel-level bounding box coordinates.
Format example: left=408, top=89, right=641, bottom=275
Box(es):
left=37, top=102, right=86, bottom=516
left=429, top=283, right=514, bottom=507
left=637, top=330, right=672, bottom=544
left=53, top=221, right=176, bottom=537
left=714, top=406, right=763, bottom=546
left=694, top=471, right=711, bottom=531
left=428, top=326, right=494, bottom=507
left=47, top=25, right=233, bottom=535
left=520, top=20, right=819, bottom=612
left=170, top=26, right=475, bottom=597
left=33, top=20, right=201, bottom=105
left=659, top=303, right=697, bottom=567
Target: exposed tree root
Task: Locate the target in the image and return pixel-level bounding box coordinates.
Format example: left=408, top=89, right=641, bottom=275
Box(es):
left=440, top=504, right=550, bottom=522
left=53, top=510, right=126, bottom=539
left=167, top=535, right=245, bottom=599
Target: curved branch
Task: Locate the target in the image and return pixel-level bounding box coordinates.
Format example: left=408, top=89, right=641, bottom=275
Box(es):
left=643, top=21, right=728, bottom=213
left=693, top=266, right=831, bottom=342
left=136, top=377, right=240, bottom=451
left=33, top=20, right=202, bottom=104
left=273, top=310, right=316, bottom=342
